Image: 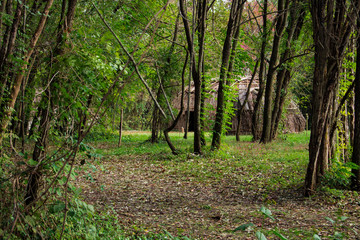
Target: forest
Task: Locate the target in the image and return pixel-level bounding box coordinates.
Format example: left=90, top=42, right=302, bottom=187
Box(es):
left=0, top=0, right=360, bottom=239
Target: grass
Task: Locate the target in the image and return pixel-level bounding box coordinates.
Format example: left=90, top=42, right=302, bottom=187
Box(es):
left=76, top=130, right=360, bottom=239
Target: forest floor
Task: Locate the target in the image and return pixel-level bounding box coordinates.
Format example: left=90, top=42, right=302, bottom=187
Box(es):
left=75, top=131, right=360, bottom=239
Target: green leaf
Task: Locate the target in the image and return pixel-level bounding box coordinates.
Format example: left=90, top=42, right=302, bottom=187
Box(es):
left=28, top=159, right=38, bottom=166
left=68, top=210, right=76, bottom=217
left=256, top=231, right=267, bottom=240
left=49, top=201, right=65, bottom=214
left=233, top=223, right=254, bottom=232
left=87, top=204, right=95, bottom=213
left=313, top=234, right=322, bottom=240
left=325, top=217, right=335, bottom=224
left=334, top=231, right=343, bottom=239
left=272, top=230, right=288, bottom=240
left=260, top=206, right=275, bottom=220
left=339, top=216, right=348, bottom=221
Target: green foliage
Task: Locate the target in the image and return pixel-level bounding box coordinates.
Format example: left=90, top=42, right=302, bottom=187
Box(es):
left=321, top=160, right=359, bottom=189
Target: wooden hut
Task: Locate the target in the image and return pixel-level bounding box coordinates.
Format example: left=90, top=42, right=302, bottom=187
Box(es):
left=172, top=76, right=306, bottom=135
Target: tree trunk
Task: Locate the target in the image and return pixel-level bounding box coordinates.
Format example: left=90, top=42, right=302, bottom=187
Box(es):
left=118, top=108, right=123, bottom=147
left=270, top=2, right=306, bottom=139
left=0, top=0, right=23, bottom=107
left=200, top=61, right=206, bottom=146
left=251, top=0, right=267, bottom=142
left=260, top=0, right=288, bottom=143
left=351, top=17, right=360, bottom=190
left=151, top=87, right=163, bottom=143
left=164, top=52, right=188, bottom=154
left=211, top=0, right=244, bottom=150
left=305, top=0, right=353, bottom=196
left=24, top=0, right=77, bottom=205
left=179, top=0, right=207, bottom=154
left=236, top=61, right=258, bottom=141
left=0, top=0, right=54, bottom=147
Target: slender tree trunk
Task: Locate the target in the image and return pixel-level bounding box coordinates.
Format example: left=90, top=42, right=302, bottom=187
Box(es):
left=164, top=52, right=188, bottom=154
left=0, top=0, right=54, bottom=147
left=200, top=61, right=206, bottom=146
left=251, top=0, right=267, bottom=142
left=0, top=0, right=23, bottom=107
left=25, top=0, right=77, bottom=205
left=305, top=0, right=353, bottom=196
left=118, top=108, right=123, bottom=147
left=351, top=16, right=360, bottom=190
left=0, top=0, right=7, bottom=33
left=260, top=0, right=288, bottom=143
left=179, top=0, right=207, bottom=154
left=236, top=61, right=258, bottom=141
left=151, top=87, right=163, bottom=143
left=270, top=2, right=305, bottom=138
left=211, top=0, right=244, bottom=150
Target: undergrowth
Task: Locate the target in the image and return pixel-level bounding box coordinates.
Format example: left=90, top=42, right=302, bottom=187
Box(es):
left=2, top=130, right=359, bottom=239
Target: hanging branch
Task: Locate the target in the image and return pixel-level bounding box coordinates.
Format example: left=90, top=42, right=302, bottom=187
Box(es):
left=155, top=63, right=175, bottom=120
left=164, top=51, right=189, bottom=154
left=92, top=2, right=168, bottom=118
left=330, top=80, right=355, bottom=138
left=0, top=0, right=55, bottom=146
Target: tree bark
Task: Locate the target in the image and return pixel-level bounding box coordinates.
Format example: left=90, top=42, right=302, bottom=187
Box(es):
left=0, top=0, right=54, bottom=147
left=179, top=0, right=207, bottom=154
left=211, top=0, right=244, bottom=150
left=118, top=108, right=123, bottom=147
left=270, top=2, right=305, bottom=139
left=260, top=0, right=288, bottom=143
left=251, top=0, right=267, bottom=142
left=236, top=61, right=258, bottom=141
left=351, top=15, right=360, bottom=190
left=305, top=0, right=354, bottom=196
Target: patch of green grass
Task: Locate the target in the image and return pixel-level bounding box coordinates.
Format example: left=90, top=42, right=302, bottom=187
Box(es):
left=91, top=131, right=310, bottom=191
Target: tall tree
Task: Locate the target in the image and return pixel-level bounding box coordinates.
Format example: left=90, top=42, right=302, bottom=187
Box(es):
left=305, top=0, right=354, bottom=196
left=260, top=0, right=289, bottom=143
left=211, top=0, right=245, bottom=150
left=0, top=0, right=54, bottom=146
left=251, top=0, right=267, bottom=141
left=25, top=0, right=78, bottom=206
left=351, top=8, right=360, bottom=190
left=179, top=0, right=207, bottom=154
left=270, top=0, right=306, bottom=139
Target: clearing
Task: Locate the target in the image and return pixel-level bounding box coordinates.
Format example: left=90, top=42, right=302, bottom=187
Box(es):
left=75, top=131, right=360, bottom=239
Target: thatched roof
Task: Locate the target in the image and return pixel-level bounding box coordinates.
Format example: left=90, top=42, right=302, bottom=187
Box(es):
left=173, top=75, right=260, bottom=112
left=172, top=76, right=306, bottom=134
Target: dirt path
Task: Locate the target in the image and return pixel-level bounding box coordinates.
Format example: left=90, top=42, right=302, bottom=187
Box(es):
left=76, top=152, right=360, bottom=239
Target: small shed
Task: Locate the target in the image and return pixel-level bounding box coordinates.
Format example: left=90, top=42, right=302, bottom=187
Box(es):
left=172, top=76, right=306, bottom=135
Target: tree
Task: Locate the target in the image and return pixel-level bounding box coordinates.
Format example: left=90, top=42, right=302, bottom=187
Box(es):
left=270, top=0, right=306, bottom=139
left=260, top=0, right=289, bottom=144
left=211, top=0, right=245, bottom=150
left=351, top=9, right=360, bottom=190
left=305, top=0, right=355, bottom=196
left=251, top=0, right=268, bottom=141
left=0, top=0, right=54, bottom=146
left=179, top=0, right=208, bottom=154
left=25, top=0, right=78, bottom=206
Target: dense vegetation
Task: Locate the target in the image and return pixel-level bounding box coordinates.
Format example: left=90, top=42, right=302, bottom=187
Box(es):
left=0, top=0, right=360, bottom=239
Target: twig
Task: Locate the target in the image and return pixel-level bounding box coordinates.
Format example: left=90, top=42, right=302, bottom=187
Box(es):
left=92, top=2, right=168, bottom=118
left=155, top=62, right=175, bottom=120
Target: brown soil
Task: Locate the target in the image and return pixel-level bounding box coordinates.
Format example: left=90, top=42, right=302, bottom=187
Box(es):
left=76, top=151, right=360, bottom=239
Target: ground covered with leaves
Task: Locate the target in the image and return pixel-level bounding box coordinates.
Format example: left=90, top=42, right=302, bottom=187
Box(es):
left=75, top=131, right=360, bottom=239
